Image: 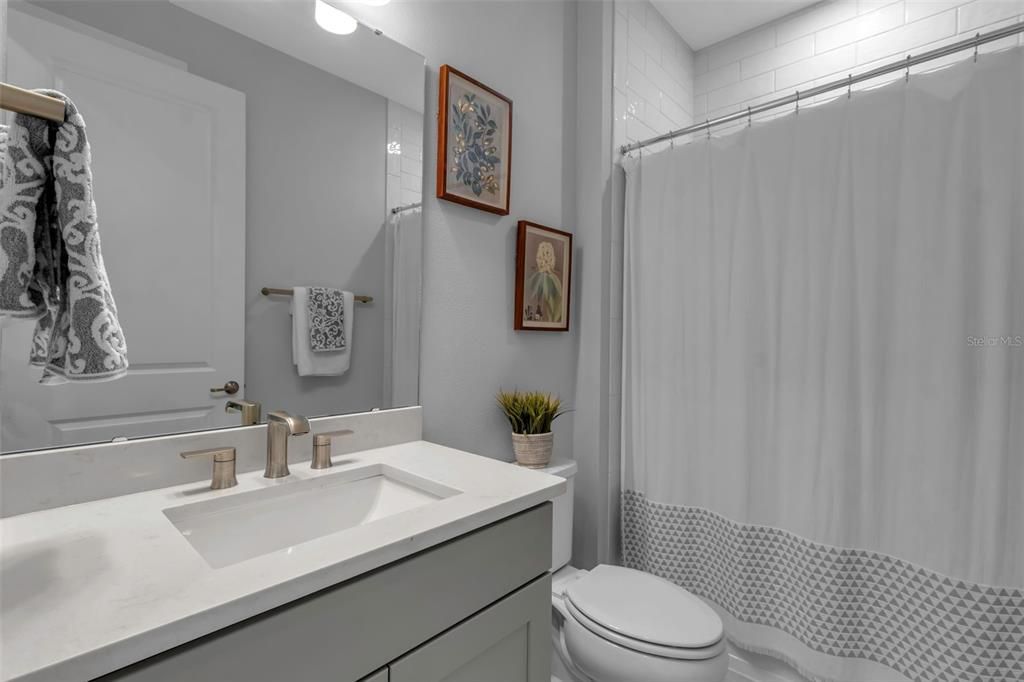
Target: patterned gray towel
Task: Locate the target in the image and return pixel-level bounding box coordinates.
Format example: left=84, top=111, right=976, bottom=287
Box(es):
left=0, top=90, right=128, bottom=384
left=307, top=287, right=346, bottom=352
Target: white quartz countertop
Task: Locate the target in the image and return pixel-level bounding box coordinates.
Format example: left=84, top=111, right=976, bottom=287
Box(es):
left=0, top=441, right=565, bottom=682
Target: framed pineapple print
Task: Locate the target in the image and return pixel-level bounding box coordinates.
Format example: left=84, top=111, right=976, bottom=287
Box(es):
left=437, top=65, right=512, bottom=215
left=514, top=221, right=572, bottom=332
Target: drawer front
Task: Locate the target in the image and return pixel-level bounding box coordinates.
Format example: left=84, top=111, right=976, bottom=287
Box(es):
left=99, top=503, right=552, bottom=682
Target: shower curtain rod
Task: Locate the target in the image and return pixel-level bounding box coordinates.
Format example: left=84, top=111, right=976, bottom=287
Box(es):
left=621, top=22, right=1024, bottom=154
left=390, top=201, right=422, bottom=215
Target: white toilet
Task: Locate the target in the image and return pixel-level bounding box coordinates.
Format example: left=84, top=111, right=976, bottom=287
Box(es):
left=540, top=460, right=729, bottom=682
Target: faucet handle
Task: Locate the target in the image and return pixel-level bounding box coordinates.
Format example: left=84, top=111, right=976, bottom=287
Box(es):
left=311, top=429, right=354, bottom=469
left=225, top=399, right=261, bottom=426
left=181, top=447, right=238, bottom=489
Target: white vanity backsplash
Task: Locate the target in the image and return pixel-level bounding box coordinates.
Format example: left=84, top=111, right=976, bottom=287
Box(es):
left=0, top=406, right=422, bottom=517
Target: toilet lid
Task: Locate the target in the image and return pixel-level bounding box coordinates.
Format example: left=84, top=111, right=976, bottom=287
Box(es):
left=564, top=565, right=723, bottom=649
left=565, top=600, right=728, bottom=660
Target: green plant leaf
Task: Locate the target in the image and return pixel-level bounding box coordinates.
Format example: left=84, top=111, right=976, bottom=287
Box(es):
left=496, top=389, right=566, bottom=435
left=549, top=274, right=563, bottom=297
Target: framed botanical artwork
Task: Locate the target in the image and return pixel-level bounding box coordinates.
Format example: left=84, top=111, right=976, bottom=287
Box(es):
left=514, top=221, right=572, bottom=332
left=436, top=65, right=512, bottom=215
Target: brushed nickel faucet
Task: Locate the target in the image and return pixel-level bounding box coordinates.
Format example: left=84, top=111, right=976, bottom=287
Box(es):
left=265, top=411, right=310, bottom=478
left=311, top=429, right=354, bottom=469
left=181, top=447, right=237, bottom=489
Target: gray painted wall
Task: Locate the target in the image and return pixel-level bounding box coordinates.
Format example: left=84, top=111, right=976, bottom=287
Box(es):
left=343, top=1, right=581, bottom=465
left=335, top=0, right=617, bottom=567
left=32, top=0, right=390, bottom=418
left=572, top=1, right=617, bottom=569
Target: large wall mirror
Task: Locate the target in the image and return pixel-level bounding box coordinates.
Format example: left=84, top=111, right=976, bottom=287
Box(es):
left=0, top=0, right=425, bottom=453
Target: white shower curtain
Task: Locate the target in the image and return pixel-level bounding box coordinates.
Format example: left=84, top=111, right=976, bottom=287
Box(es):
left=384, top=207, right=422, bottom=408
left=622, top=48, right=1023, bottom=682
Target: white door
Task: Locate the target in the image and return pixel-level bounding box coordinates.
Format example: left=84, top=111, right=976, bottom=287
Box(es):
left=1, top=7, right=246, bottom=452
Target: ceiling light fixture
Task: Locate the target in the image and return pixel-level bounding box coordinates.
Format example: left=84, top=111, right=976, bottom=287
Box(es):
left=314, top=0, right=358, bottom=35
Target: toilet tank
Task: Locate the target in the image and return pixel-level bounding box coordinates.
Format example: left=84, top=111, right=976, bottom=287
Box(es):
left=534, top=459, right=578, bottom=571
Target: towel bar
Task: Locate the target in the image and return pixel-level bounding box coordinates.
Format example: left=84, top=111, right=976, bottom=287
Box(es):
left=261, top=287, right=372, bottom=303
left=0, top=83, right=66, bottom=123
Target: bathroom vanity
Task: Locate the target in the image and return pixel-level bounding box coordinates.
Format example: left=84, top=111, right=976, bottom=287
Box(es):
left=0, top=409, right=564, bottom=682
left=101, top=506, right=553, bottom=682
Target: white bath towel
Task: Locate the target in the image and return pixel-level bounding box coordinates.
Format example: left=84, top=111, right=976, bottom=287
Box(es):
left=292, top=287, right=353, bottom=376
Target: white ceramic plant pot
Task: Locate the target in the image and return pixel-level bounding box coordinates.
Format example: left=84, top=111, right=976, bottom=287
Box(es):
left=512, top=432, right=554, bottom=468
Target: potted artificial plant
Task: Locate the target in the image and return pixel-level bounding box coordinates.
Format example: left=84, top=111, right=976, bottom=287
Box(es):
left=496, top=389, right=566, bottom=468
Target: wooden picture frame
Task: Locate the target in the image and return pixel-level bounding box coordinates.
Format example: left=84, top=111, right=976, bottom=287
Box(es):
left=436, top=65, right=513, bottom=215
left=514, top=221, right=572, bottom=332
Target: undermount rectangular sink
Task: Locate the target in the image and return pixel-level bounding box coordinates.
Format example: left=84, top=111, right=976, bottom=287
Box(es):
left=164, top=464, right=461, bottom=568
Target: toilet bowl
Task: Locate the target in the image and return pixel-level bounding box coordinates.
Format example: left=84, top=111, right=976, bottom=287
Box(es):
left=537, top=460, right=729, bottom=682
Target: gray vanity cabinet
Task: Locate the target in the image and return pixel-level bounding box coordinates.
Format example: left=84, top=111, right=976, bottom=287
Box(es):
left=98, top=504, right=552, bottom=682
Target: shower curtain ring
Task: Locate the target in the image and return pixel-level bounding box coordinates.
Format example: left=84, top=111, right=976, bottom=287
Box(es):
left=705, top=119, right=711, bottom=140
left=747, top=106, right=752, bottom=127
left=847, top=74, right=853, bottom=99
left=905, top=55, right=911, bottom=82
left=795, top=90, right=800, bottom=115
left=974, top=32, right=981, bottom=61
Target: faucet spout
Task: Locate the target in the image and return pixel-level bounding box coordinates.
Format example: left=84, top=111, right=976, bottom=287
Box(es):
left=269, top=411, right=310, bottom=435
left=265, top=410, right=310, bottom=478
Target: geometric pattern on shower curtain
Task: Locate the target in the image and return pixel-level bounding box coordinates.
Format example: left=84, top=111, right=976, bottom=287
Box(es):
left=622, top=492, right=1024, bottom=682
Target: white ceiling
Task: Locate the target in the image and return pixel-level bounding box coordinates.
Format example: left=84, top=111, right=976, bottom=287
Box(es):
left=165, top=1, right=818, bottom=103
left=651, top=0, right=821, bottom=51
left=169, top=0, right=425, bottom=112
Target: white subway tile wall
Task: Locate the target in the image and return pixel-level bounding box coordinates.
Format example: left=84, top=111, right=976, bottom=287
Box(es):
left=386, top=100, right=423, bottom=211
left=612, top=2, right=696, bottom=477
left=614, top=0, right=696, bottom=153
left=694, top=0, right=1024, bottom=123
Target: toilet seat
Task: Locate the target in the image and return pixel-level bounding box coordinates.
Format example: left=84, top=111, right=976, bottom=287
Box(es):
left=563, top=565, right=725, bottom=661
left=565, top=599, right=727, bottom=660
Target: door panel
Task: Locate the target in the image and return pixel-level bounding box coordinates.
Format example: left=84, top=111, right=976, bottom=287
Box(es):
left=1, top=7, right=245, bottom=451
left=359, top=668, right=388, bottom=682
left=389, top=574, right=551, bottom=682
